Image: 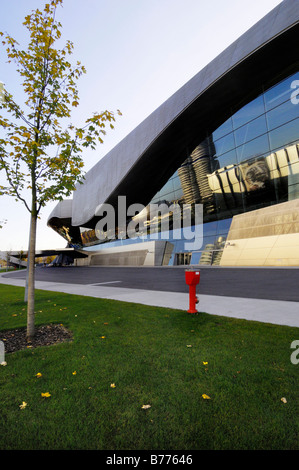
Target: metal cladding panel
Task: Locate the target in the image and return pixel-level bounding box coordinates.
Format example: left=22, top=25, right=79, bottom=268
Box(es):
left=49, top=198, right=72, bottom=220
left=71, top=85, right=188, bottom=226
left=48, top=0, right=299, bottom=228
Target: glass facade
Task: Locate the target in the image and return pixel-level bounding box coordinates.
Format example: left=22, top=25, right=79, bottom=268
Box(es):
left=79, top=69, right=299, bottom=265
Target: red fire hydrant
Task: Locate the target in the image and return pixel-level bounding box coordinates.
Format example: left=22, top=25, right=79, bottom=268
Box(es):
left=185, top=269, right=200, bottom=314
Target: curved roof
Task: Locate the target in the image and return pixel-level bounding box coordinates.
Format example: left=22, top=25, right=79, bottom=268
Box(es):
left=48, top=0, right=299, bottom=230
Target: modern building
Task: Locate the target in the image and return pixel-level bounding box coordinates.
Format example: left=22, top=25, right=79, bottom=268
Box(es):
left=48, top=0, right=299, bottom=267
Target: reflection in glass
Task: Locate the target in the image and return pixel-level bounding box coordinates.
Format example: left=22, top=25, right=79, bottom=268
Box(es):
left=190, top=236, right=227, bottom=266
left=172, top=176, right=183, bottom=192
left=234, top=115, right=268, bottom=147
left=269, top=118, right=299, bottom=150
left=202, top=221, right=218, bottom=237
left=232, top=95, right=265, bottom=129
left=159, top=179, right=174, bottom=198
left=217, top=149, right=237, bottom=168
left=77, top=67, right=299, bottom=268
left=236, top=134, right=270, bottom=162
left=212, top=117, right=233, bottom=140
left=216, top=150, right=238, bottom=168
left=264, top=71, right=299, bottom=111
left=239, top=157, right=270, bottom=192
left=81, top=227, right=102, bottom=245
left=267, top=99, right=299, bottom=131
left=214, top=132, right=235, bottom=156
left=217, top=218, right=232, bottom=235
left=177, top=137, right=217, bottom=216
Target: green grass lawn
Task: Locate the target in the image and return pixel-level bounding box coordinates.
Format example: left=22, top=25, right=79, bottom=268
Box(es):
left=0, top=267, right=18, bottom=273
left=0, top=284, right=298, bottom=450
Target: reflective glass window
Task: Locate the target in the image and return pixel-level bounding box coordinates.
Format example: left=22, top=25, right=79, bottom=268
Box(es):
left=146, top=69, right=299, bottom=256
left=264, top=72, right=299, bottom=111
left=236, top=134, right=270, bottom=162
left=269, top=117, right=299, bottom=151
left=214, top=132, right=235, bottom=156
left=169, top=170, right=178, bottom=180
left=158, top=192, right=175, bottom=204
left=172, top=176, right=182, bottom=192
left=202, top=221, right=218, bottom=237
left=239, top=155, right=271, bottom=192
left=217, top=218, right=232, bottom=234
left=151, top=192, right=160, bottom=204
left=234, top=115, right=268, bottom=147
left=201, top=235, right=218, bottom=248
left=232, top=95, right=265, bottom=129
left=174, top=188, right=184, bottom=200
left=266, top=98, right=299, bottom=131
left=215, top=149, right=238, bottom=168
left=212, top=117, right=233, bottom=140
left=190, top=252, right=202, bottom=264
left=159, top=179, right=174, bottom=197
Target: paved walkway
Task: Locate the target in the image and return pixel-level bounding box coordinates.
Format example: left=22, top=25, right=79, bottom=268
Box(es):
left=1, top=270, right=299, bottom=328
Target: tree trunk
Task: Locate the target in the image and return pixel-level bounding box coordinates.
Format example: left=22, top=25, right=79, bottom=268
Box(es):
left=26, top=212, right=37, bottom=340
left=24, top=241, right=30, bottom=303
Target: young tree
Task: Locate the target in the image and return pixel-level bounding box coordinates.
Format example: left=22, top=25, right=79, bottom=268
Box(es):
left=0, top=0, right=120, bottom=340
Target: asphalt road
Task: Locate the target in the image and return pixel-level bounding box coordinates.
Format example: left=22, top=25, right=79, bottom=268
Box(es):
left=3, top=265, right=299, bottom=302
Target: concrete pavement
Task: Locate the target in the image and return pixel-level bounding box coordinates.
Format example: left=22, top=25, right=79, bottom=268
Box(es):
left=1, top=269, right=299, bottom=328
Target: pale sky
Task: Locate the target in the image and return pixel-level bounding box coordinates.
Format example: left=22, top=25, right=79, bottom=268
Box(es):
left=0, top=0, right=282, bottom=252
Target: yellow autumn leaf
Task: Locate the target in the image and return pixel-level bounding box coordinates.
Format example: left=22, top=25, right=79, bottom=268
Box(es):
left=110, top=383, right=116, bottom=388
left=141, top=404, right=151, bottom=409
left=35, top=372, right=42, bottom=378
left=22, top=132, right=31, bottom=139
left=281, top=397, right=287, bottom=403
left=72, top=371, right=77, bottom=375
left=203, top=361, right=208, bottom=365
left=202, top=394, right=211, bottom=400
left=41, top=392, right=51, bottom=398
left=19, top=401, right=27, bottom=410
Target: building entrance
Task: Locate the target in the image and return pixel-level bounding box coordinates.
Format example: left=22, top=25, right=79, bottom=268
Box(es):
left=175, top=252, right=191, bottom=265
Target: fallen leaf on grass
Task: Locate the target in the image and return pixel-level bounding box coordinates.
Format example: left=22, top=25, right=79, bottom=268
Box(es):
left=141, top=404, right=151, bottom=409
left=202, top=394, right=211, bottom=400
left=41, top=392, right=51, bottom=398
left=19, top=401, right=27, bottom=410
left=281, top=397, right=287, bottom=404
left=110, top=383, right=116, bottom=388
left=35, top=372, right=42, bottom=378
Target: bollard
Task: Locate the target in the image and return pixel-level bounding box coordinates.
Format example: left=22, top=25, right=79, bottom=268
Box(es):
left=185, top=269, right=200, bottom=314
